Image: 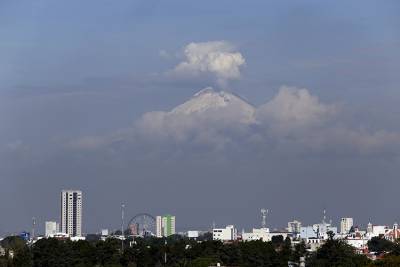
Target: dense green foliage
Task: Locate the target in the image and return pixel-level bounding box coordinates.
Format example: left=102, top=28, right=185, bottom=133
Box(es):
left=368, top=237, right=395, bottom=254
left=0, top=235, right=305, bottom=267
left=306, top=238, right=370, bottom=266
left=0, top=234, right=399, bottom=267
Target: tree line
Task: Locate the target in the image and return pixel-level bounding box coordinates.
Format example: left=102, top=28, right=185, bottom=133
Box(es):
left=0, top=233, right=399, bottom=267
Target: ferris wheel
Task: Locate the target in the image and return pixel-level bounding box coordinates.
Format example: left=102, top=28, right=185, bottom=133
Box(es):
left=127, top=213, right=156, bottom=236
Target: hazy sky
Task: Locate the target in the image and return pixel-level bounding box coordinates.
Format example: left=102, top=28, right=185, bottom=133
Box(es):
left=1, top=0, right=400, bottom=235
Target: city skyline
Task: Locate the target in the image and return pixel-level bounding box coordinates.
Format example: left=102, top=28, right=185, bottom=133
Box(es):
left=1, top=187, right=397, bottom=238
left=1, top=0, right=400, bottom=234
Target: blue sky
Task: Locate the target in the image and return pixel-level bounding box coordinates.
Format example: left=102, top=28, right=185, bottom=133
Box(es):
left=1, top=0, right=400, bottom=234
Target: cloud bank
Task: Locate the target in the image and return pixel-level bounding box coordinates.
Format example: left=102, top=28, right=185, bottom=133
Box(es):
left=69, top=86, right=400, bottom=158
left=256, top=86, right=337, bottom=130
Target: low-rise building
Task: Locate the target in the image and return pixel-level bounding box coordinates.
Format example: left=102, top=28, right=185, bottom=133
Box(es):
left=384, top=223, right=400, bottom=242
left=187, top=230, right=199, bottom=239
left=213, top=225, right=237, bottom=241
left=300, top=226, right=318, bottom=239
left=300, top=220, right=338, bottom=247
left=288, top=220, right=302, bottom=235
left=344, top=237, right=368, bottom=251
left=270, top=230, right=290, bottom=240
left=101, top=229, right=109, bottom=236
left=45, top=221, right=59, bottom=237
left=242, top=228, right=270, bottom=242
left=51, top=232, right=70, bottom=240
left=367, top=224, right=387, bottom=238
left=70, top=236, right=86, bottom=241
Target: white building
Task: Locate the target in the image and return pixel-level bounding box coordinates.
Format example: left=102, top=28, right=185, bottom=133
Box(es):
left=61, top=190, right=83, bottom=237
left=270, top=231, right=290, bottom=240
left=288, top=220, right=302, bottom=233
left=366, top=224, right=388, bottom=238
left=187, top=231, right=199, bottom=238
left=213, top=225, right=237, bottom=241
left=52, top=232, right=70, bottom=239
left=300, top=223, right=337, bottom=241
left=101, top=229, right=109, bottom=236
left=70, top=236, right=86, bottom=241
left=45, top=221, right=59, bottom=237
left=340, top=218, right=354, bottom=234
left=156, top=215, right=176, bottom=237
left=300, top=226, right=318, bottom=239
left=314, top=223, right=337, bottom=239
left=345, top=237, right=368, bottom=250
left=288, top=220, right=302, bottom=239
left=242, top=228, right=270, bottom=242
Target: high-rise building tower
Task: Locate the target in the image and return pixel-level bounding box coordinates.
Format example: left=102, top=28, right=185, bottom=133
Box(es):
left=61, top=190, right=82, bottom=237
left=340, top=218, right=353, bottom=234
left=156, top=215, right=176, bottom=237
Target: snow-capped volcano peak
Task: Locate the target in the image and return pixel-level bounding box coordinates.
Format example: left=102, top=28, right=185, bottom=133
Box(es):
left=171, top=87, right=255, bottom=123
left=193, top=87, right=216, bottom=97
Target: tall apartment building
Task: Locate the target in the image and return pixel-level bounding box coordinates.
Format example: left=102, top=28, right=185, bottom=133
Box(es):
left=61, top=190, right=82, bottom=237
left=156, top=215, right=176, bottom=237
left=340, top=218, right=353, bottom=234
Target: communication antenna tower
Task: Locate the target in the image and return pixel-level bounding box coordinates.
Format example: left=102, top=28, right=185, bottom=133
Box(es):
left=32, top=217, right=36, bottom=240
left=261, top=209, right=268, bottom=228
left=121, top=203, right=125, bottom=252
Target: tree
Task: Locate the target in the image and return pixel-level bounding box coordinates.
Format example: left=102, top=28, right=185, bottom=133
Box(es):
left=13, top=246, right=33, bottom=267
left=239, top=240, right=279, bottom=267
left=390, top=241, right=400, bottom=256
left=190, top=257, right=218, bottom=267
left=271, top=235, right=284, bottom=247
left=370, top=255, right=400, bottom=266
left=278, top=236, right=292, bottom=264
left=307, top=236, right=370, bottom=267
left=0, top=236, right=26, bottom=251
left=291, top=240, right=307, bottom=262
left=197, top=232, right=213, bottom=242
left=95, top=238, right=122, bottom=266
left=368, top=237, right=394, bottom=255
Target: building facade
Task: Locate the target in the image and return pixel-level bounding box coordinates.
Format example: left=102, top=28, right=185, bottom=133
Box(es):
left=288, top=220, right=302, bottom=235
left=213, top=225, right=237, bottom=241
left=187, top=231, right=199, bottom=238
left=300, top=223, right=337, bottom=241
left=340, top=218, right=354, bottom=234
left=45, top=221, right=59, bottom=237
left=61, top=190, right=82, bottom=237
left=384, top=223, right=400, bottom=242
left=242, top=228, right=270, bottom=242
left=156, top=215, right=176, bottom=237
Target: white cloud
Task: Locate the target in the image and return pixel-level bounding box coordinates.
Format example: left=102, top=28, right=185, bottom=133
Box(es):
left=171, top=41, right=245, bottom=86
left=69, top=87, right=400, bottom=157
left=134, top=88, right=254, bottom=148
left=256, top=86, right=337, bottom=131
